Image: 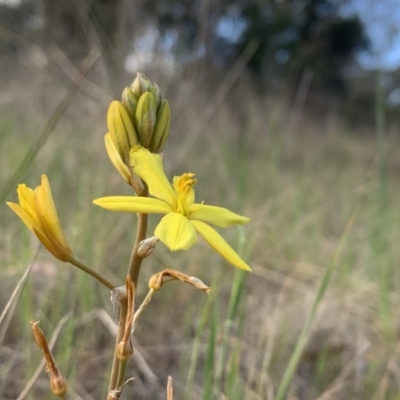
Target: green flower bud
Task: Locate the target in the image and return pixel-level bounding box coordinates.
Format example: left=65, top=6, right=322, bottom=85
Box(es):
left=131, top=72, right=151, bottom=98
left=107, top=101, right=139, bottom=159
left=122, top=87, right=138, bottom=120
left=149, top=83, right=162, bottom=111
left=135, top=92, right=157, bottom=148
left=149, top=99, right=171, bottom=153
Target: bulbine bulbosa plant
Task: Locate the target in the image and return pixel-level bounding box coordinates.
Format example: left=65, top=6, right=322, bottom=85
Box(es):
left=7, top=72, right=251, bottom=399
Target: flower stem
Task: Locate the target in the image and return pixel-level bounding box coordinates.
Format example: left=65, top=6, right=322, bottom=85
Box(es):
left=69, top=257, right=116, bottom=290
left=108, top=293, right=128, bottom=397
left=108, top=185, right=149, bottom=395
left=128, top=211, right=148, bottom=286
left=116, top=360, right=128, bottom=390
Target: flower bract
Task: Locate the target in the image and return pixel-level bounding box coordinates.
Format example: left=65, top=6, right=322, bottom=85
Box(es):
left=7, top=175, right=73, bottom=262
left=93, top=146, right=251, bottom=271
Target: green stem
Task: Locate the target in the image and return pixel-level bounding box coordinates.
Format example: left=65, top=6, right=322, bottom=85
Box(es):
left=69, top=257, right=115, bottom=291
left=116, top=360, right=128, bottom=390
left=127, top=211, right=148, bottom=287
left=108, top=294, right=128, bottom=398
left=108, top=185, right=149, bottom=396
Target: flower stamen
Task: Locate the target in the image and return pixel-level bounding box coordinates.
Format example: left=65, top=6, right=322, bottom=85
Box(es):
left=174, top=173, right=196, bottom=216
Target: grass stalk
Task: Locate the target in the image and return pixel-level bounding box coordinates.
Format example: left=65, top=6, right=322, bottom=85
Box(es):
left=212, top=227, right=248, bottom=397
left=202, top=303, right=217, bottom=400
left=184, top=295, right=214, bottom=400
left=275, top=207, right=358, bottom=400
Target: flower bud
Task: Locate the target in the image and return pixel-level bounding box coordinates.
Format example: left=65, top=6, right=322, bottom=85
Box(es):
left=104, top=133, right=131, bottom=184
left=137, top=236, right=159, bottom=258
left=149, top=82, right=162, bottom=111
left=131, top=72, right=151, bottom=98
left=135, top=92, right=157, bottom=148
left=119, top=74, right=171, bottom=153
left=149, top=99, right=171, bottom=153
left=121, top=87, right=138, bottom=120
left=107, top=101, right=139, bottom=158
left=7, top=176, right=73, bottom=262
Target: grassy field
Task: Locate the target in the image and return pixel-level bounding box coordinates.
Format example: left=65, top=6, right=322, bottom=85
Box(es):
left=1, top=68, right=400, bottom=400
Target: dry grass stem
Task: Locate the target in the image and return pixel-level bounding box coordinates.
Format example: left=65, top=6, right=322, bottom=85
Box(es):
left=167, top=376, right=173, bottom=400
left=0, top=264, right=33, bottom=348
left=131, top=288, right=156, bottom=335
left=0, top=265, right=31, bottom=328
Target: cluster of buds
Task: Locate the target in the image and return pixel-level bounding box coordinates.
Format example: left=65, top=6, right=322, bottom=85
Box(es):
left=105, top=72, right=171, bottom=185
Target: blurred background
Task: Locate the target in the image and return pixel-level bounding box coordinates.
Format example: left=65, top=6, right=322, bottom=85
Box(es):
left=1, top=0, right=400, bottom=399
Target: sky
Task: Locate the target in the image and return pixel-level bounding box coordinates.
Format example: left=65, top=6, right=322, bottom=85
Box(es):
left=339, top=0, right=400, bottom=70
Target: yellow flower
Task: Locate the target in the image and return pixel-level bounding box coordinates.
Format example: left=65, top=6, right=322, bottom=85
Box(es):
left=7, top=175, right=73, bottom=262
left=93, top=146, right=251, bottom=271
left=104, top=132, right=131, bottom=184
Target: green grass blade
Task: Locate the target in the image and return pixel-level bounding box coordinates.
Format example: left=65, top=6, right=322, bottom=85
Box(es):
left=184, top=294, right=214, bottom=400
left=202, top=302, right=217, bottom=400
left=212, top=227, right=249, bottom=397
left=275, top=207, right=358, bottom=400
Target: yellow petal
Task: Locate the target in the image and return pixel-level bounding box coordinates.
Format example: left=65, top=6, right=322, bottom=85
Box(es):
left=93, top=196, right=172, bottom=214
left=7, top=202, right=67, bottom=261
left=191, top=220, right=251, bottom=271
left=7, top=202, right=42, bottom=233
left=155, top=213, right=197, bottom=250
left=34, top=175, right=73, bottom=261
left=32, top=227, right=62, bottom=259
left=129, top=146, right=177, bottom=209
left=17, top=184, right=38, bottom=222
left=104, top=133, right=132, bottom=184
left=189, top=204, right=250, bottom=228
